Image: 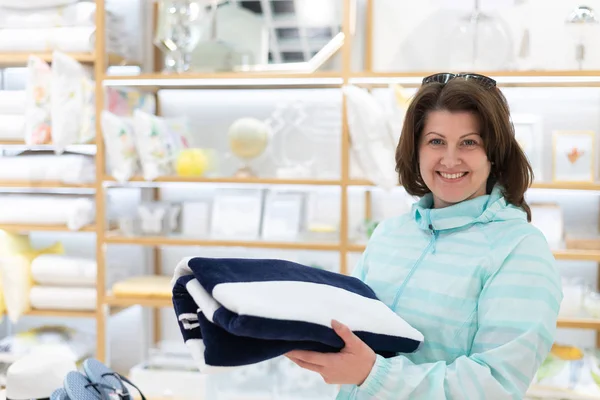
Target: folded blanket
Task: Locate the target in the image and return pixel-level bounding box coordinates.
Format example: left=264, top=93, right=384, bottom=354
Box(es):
left=171, top=257, right=424, bottom=373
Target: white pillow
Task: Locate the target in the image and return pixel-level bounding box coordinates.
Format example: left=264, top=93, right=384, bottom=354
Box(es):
left=24, top=56, right=52, bottom=145
left=342, top=85, right=399, bottom=190
left=51, top=51, right=94, bottom=153
left=100, top=111, right=140, bottom=183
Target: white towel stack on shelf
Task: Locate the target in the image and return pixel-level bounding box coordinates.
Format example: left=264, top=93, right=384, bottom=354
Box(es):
left=0, top=91, right=25, bottom=141
left=29, top=254, right=97, bottom=311
left=0, top=0, right=131, bottom=59
left=0, top=194, right=95, bottom=230
left=0, top=152, right=96, bottom=184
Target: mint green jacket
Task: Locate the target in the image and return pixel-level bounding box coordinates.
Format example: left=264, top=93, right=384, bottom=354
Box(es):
left=337, top=186, right=562, bottom=399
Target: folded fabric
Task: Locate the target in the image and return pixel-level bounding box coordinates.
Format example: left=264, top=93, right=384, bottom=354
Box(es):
left=0, top=91, right=25, bottom=114
left=171, top=257, right=424, bottom=373
left=0, top=154, right=95, bottom=184
left=112, top=275, right=172, bottom=298
left=0, top=2, right=95, bottom=28
left=0, top=27, right=95, bottom=53
left=30, top=286, right=96, bottom=311
left=0, top=115, right=24, bottom=140
left=31, top=254, right=96, bottom=287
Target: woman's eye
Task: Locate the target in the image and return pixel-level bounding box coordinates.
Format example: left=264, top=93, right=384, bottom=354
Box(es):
left=429, top=139, right=443, bottom=145
left=463, top=139, right=478, bottom=146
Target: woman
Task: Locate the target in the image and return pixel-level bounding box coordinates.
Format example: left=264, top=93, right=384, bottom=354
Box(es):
left=286, top=73, right=563, bottom=399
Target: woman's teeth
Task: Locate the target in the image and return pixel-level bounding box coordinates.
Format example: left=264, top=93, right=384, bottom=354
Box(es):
left=439, top=172, right=466, bottom=179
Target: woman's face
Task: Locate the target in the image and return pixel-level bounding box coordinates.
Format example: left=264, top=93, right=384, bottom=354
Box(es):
left=418, top=110, right=491, bottom=209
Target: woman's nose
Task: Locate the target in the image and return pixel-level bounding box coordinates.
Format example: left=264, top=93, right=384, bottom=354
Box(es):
left=440, top=150, right=461, bottom=168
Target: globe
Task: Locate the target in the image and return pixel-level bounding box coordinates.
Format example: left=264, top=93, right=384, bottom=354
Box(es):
left=227, top=117, right=270, bottom=160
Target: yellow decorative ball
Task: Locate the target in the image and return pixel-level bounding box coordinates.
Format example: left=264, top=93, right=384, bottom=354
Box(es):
left=176, top=149, right=208, bottom=177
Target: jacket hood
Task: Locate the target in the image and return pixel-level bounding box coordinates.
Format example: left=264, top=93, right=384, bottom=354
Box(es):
left=411, top=185, right=527, bottom=232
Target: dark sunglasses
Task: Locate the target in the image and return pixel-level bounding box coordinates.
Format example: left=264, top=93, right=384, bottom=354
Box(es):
left=422, top=73, right=496, bottom=89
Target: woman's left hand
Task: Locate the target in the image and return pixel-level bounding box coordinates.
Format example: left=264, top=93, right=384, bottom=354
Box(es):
left=286, top=319, right=376, bottom=385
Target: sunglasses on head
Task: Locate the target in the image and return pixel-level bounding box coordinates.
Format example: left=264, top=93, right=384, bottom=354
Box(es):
left=422, top=73, right=497, bottom=89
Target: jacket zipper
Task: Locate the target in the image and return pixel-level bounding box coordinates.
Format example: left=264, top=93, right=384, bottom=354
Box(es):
left=391, top=224, right=437, bottom=310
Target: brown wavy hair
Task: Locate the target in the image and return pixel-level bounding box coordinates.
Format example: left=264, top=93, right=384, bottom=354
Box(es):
left=395, top=78, right=533, bottom=221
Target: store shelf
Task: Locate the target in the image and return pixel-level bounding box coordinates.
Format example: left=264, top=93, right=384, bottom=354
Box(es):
left=557, top=318, right=600, bottom=330
left=348, top=243, right=366, bottom=252
left=553, top=249, right=600, bottom=262
left=104, top=233, right=341, bottom=251
left=348, top=245, right=600, bottom=262
left=24, top=309, right=97, bottom=318
left=0, top=52, right=95, bottom=65
left=104, top=295, right=171, bottom=309
left=104, top=175, right=341, bottom=186
left=0, top=180, right=95, bottom=189
left=531, top=182, right=600, bottom=191
left=348, top=179, right=600, bottom=191
left=0, top=224, right=96, bottom=232
left=102, top=71, right=343, bottom=89
left=349, top=70, right=600, bottom=87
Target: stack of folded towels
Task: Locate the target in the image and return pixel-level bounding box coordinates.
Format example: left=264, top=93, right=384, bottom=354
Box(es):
left=0, top=89, right=25, bottom=141
left=29, top=254, right=97, bottom=311
left=0, top=0, right=131, bottom=60
left=171, top=257, right=424, bottom=373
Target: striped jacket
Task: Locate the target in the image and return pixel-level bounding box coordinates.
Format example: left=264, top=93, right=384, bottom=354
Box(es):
left=337, top=185, right=562, bottom=399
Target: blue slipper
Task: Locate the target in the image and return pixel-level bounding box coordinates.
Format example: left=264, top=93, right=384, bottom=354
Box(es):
left=83, top=358, right=146, bottom=400
left=50, top=388, right=70, bottom=400
left=64, top=371, right=110, bottom=400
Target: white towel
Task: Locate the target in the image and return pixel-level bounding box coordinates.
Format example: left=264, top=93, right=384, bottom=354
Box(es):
left=0, top=154, right=95, bottom=183
left=31, top=255, right=96, bottom=287
left=0, top=91, right=25, bottom=114
left=0, top=115, right=24, bottom=140
left=0, top=27, right=94, bottom=53
left=0, top=195, right=95, bottom=230
left=0, top=2, right=95, bottom=29
left=29, top=286, right=96, bottom=311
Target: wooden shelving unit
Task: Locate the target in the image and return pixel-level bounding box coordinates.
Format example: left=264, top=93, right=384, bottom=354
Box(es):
left=3, top=0, right=600, bottom=385
left=104, top=175, right=340, bottom=186
left=0, top=180, right=95, bottom=189
left=92, top=0, right=600, bottom=362
left=104, top=234, right=340, bottom=251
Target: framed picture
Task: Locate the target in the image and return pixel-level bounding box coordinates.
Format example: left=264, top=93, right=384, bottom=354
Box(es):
left=552, top=130, right=595, bottom=183
left=512, top=114, right=544, bottom=182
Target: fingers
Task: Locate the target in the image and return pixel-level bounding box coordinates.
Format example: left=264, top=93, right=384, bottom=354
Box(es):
left=286, top=350, right=329, bottom=366
left=332, top=319, right=358, bottom=346
left=287, top=356, right=324, bottom=374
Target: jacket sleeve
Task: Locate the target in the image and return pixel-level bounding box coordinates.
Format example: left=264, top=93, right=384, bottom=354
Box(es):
left=342, top=232, right=563, bottom=400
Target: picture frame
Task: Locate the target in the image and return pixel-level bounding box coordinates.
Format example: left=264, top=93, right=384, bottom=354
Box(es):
left=552, top=130, right=595, bottom=183
left=512, top=114, right=544, bottom=182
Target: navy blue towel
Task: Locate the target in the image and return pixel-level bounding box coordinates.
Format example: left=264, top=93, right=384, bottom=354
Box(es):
left=171, top=257, right=424, bottom=373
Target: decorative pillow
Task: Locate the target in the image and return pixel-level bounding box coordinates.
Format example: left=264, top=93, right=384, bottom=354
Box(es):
left=133, top=110, right=191, bottom=181
left=100, top=110, right=140, bottom=183
left=106, top=87, right=156, bottom=117
left=342, top=85, right=399, bottom=190
left=24, top=56, right=52, bottom=145
left=0, top=232, right=63, bottom=323
left=171, top=257, right=424, bottom=373
left=51, top=51, right=93, bottom=153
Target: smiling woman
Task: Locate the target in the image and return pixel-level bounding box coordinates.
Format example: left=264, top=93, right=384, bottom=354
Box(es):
left=287, top=73, right=563, bottom=400
left=418, top=110, right=491, bottom=208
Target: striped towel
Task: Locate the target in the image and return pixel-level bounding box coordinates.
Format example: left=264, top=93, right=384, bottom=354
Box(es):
left=171, top=257, right=424, bottom=373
